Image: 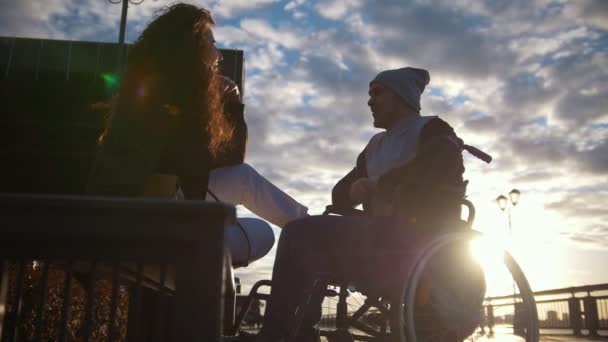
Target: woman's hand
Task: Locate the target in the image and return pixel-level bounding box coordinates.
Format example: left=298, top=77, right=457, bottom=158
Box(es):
left=349, top=177, right=377, bottom=203
left=220, top=76, right=241, bottom=102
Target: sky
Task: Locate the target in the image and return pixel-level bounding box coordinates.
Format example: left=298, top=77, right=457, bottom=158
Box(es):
left=1, top=0, right=607, bottom=296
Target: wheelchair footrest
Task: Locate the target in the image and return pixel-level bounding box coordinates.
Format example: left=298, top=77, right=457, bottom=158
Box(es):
left=324, top=289, right=339, bottom=297
left=254, top=293, right=271, bottom=301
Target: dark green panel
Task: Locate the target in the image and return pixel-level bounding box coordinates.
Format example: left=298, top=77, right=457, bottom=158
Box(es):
left=69, top=41, right=101, bottom=82
left=38, top=39, right=70, bottom=80
left=5, top=38, right=40, bottom=80
left=97, top=42, right=120, bottom=75
left=0, top=37, right=14, bottom=78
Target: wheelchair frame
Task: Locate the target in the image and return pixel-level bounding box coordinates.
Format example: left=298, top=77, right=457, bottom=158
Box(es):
left=230, top=145, right=539, bottom=342
left=285, top=199, right=540, bottom=342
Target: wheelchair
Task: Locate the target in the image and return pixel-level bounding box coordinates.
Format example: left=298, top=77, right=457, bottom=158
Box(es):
left=291, top=200, right=540, bottom=342
left=231, top=144, right=539, bottom=342
left=284, top=145, right=539, bottom=342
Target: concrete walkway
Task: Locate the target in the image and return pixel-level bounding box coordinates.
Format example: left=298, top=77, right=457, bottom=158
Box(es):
left=540, top=336, right=608, bottom=342
left=472, top=333, right=607, bottom=342
left=317, top=332, right=608, bottom=342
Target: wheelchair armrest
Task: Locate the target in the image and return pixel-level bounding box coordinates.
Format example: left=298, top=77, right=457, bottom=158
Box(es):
left=323, top=204, right=365, bottom=216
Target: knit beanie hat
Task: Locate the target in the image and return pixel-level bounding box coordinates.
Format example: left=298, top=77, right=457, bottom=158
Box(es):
left=371, top=67, right=430, bottom=112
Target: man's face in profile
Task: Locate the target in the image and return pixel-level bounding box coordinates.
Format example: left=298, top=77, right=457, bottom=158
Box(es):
left=368, top=83, right=403, bottom=129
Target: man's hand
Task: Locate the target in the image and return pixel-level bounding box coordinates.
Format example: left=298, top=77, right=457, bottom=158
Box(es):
left=349, top=177, right=377, bottom=203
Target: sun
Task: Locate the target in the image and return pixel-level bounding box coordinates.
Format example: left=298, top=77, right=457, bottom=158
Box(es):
left=467, top=195, right=567, bottom=296
left=469, top=235, right=517, bottom=297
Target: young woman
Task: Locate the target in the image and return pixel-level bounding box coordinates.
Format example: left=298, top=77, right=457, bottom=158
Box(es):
left=87, top=3, right=308, bottom=266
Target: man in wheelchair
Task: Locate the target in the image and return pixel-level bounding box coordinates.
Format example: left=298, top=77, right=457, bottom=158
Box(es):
left=251, top=67, right=486, bottom=342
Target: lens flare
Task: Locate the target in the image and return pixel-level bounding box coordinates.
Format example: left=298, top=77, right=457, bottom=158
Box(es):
left=470, top=235, right=506, bottom=269
left=101, top=73, right=120, bottom=90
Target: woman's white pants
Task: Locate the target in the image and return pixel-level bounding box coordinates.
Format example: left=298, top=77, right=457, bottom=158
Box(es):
left=208, top=163, right=307, bottom=267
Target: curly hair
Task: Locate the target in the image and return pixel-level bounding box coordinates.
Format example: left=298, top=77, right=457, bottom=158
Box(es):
left=100, top=3, right=232, bottom=160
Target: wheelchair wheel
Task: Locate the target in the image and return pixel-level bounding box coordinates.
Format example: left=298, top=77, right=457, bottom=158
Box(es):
left=390, top=232, right=539, bottom=342
left=321, top=286, right=392, bottom=342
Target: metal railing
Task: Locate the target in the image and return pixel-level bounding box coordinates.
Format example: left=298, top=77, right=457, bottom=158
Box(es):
left=317, top=283, right=608, bottom=338
left=484, top=283, right=608, bottom=337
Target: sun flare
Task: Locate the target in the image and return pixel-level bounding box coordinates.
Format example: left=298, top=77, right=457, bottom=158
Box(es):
left=467, top=193, right=568, bottom=296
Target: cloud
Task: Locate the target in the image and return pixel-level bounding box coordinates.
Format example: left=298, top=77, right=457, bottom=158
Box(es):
left=0, top=0, right=75, bottom=39
left=246, top=43, right=285, bottom=71
left=544, top=190, right=608, bottom=249
left=217, top=0, right=608, bottom=247
left=463, top=115, right=496, bottom=133
left=556, top=91, right=608, bottom=124
left=563, top=226, right=608, bottom=249
left=314, top=0, right=362, bottom=20
left=0, top=0, right=169, bottom=42
left=563, top=0, right=608, bottom=31
left=211, top=0, right=280, bottom=18
left=546, top=194, right=608, bottom=219
left=284, top=0, right=306, bottom=12
left=510, top=171, right=557, bottom=184
left=577, top=139, right=608, bottom=174
left=499, top=72, right=559, bottom=118
left=354, top=0, right=517, bottom=79
left=240, top=19, right=301, bottom=49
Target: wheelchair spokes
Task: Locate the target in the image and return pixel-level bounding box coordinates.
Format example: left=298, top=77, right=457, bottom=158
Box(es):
left=291, top=229, right=538, bottom=342
left=321, top=287, right=392, bottom=341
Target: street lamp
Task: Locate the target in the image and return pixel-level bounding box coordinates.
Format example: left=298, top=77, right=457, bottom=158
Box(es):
left=108, top=0, right=157, bottom=73
left=108, top=0, right=156, bottom=44
left=496, top=189, right=520, bottom=235
left=496, top=189, right=521, bottom=334
left=509, top=189, right=521, bottom=206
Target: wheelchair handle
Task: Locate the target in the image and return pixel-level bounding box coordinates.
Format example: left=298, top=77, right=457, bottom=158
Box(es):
left=463, top=144, right=492, bottom=164
left=323, top=204, right=365, bottom=216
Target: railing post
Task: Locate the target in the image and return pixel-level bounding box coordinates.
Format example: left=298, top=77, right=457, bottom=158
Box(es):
left=513, top=301, right=527, bottom=337
left=583, top=295, right=599, bottom=337
left=223, top=258, right=236, bottom=336
left=336, top=284, right=349, bottom=331
left=486, top=304, right=495, bottom=335
left=568, top=296, right=582, bottom=336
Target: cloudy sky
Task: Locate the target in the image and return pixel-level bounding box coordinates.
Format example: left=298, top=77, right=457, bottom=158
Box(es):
left=1, top=0, right=607, bottom=296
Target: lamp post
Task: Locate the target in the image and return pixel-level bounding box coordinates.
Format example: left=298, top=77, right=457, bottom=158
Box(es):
left=108, top=0, right=156, bottom=73
left=496, top=189, right=521, bottom=334
left=496, top=189, right=520, bottom=236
